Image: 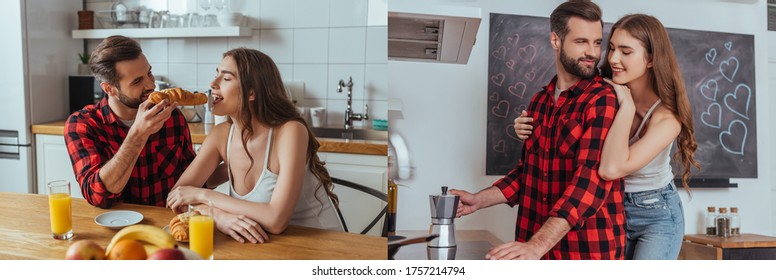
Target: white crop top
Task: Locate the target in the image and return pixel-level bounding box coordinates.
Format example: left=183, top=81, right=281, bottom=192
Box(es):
left=226, top=124, right=343, bottom=231
left=624, top=99, right=675, bottom=193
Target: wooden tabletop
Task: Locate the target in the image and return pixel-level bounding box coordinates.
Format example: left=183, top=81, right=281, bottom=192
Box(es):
left=683, top=234, right=776, bottom=248
left=31, top=120, right=387, bottom=156
left=0, top=192, right=386, bottom=260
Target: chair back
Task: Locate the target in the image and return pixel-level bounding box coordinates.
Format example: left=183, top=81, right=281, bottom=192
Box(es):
left=331, top=177, right=388, bottom=236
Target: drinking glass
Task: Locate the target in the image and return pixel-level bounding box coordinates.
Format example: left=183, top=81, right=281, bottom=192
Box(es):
left=48, top=180, right=73, bottom=240
left=212, top=0, right=228, bottom=12
left=199, top=0, right=212, bottom=14
left=189, top=201, right=214, bottom=260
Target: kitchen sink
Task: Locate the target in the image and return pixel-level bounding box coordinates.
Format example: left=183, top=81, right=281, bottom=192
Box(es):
left=310, top=127, right=388, bottom=141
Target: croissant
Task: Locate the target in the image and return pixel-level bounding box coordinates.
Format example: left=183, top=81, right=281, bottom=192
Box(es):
left=168, top=210, right=200, bottom=241
left=149, top=88, right=208, bottom=106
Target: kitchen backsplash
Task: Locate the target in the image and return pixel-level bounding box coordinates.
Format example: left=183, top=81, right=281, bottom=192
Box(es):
left=85, top=0, right=387, bottom=128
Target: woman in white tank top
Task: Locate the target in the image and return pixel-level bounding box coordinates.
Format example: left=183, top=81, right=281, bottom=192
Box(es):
left=515, top=14, right=699, bottom=259
left=167, top=48, right=343, bottom=244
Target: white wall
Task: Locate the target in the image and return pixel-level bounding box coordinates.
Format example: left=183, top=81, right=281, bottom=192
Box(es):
left=389, top=0, right=774, bottom=243
left=85, top=0, right=388, bottom=127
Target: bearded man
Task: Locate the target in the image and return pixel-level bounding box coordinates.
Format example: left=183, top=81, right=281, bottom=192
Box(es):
left=65, top=35, right=195, bottom=208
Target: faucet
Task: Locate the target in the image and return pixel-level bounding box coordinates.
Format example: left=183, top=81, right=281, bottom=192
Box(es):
left=337, top=77, right=369, bottom=130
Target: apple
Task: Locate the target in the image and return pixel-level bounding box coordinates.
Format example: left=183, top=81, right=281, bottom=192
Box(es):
left=64, top=240, right=106, bottom=260
left=147, top=248, right=185, bottom=260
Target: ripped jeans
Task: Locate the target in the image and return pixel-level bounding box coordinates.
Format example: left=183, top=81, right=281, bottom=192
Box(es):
left=623, top=182, right=684, bottom=260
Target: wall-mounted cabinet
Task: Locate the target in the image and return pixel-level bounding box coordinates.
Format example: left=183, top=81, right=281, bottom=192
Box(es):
left=72, top=26, right=252, bottom=39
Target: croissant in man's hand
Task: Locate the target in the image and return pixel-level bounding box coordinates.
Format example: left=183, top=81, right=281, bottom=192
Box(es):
left=149, top=88, right=208, bottom=106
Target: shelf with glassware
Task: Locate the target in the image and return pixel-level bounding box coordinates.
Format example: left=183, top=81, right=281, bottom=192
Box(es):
left=71, top=26, right=251, bottom=39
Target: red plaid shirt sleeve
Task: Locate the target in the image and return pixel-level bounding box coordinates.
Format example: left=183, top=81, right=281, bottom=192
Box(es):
left=493, top=161, right=522, bottom=206
left=549, top=91, right=619, bottom=230
left=65, top=114, right=119, bottom=208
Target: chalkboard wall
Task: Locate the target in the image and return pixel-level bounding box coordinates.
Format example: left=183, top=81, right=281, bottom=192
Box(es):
left=486, top=13, right=758, bottom=179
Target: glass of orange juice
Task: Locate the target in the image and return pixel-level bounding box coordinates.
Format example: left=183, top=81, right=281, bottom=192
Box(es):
left=48, top=180, right=73, bottom=240
left=189, top=201, right=214, bottom=260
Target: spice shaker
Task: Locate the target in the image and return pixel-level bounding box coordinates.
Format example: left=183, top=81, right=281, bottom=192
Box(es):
left=730, top=207, right=740, bottom=236
left=716, top=207, right=730, bottom=237
left=705, top=206, right=717, bottom=236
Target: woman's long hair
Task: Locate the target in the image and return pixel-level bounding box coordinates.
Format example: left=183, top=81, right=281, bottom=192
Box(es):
left=223, top=48, right=338, bottom=207
left=600, top=14, right=700, bottom=193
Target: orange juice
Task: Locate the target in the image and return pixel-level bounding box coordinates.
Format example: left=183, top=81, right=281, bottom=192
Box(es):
left=189, top=215, right=214, bottom=259
left=48, top=193, right=72, bottom=236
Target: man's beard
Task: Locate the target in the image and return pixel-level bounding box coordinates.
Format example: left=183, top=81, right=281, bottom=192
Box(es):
left=115, top=89, right=148, bottom=109
left=559, top=46, right=598, bottom=79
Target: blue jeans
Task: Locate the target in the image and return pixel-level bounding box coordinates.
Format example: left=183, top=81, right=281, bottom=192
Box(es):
left=623, top=182, right=684, bottom=260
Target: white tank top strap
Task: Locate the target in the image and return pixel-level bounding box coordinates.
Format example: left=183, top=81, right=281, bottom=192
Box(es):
left=632, top=99, right=662, bottom=140
left=226, top=123, right=235, bottom=185
left=263, top=127, right=274, bottom=169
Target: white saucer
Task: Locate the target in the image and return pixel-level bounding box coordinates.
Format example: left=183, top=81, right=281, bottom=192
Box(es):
left=94, top=210, right=143, bottom=229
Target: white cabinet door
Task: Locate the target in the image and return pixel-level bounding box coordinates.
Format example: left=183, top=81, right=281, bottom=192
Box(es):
left=321, top=152, right=387, bottom=236
left=35, top=135, right=81, bottom=198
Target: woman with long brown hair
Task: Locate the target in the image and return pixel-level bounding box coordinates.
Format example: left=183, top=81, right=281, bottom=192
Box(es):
left=514, top=14, right=699, bottom=259
left=167, top=48, right=343, bottom=243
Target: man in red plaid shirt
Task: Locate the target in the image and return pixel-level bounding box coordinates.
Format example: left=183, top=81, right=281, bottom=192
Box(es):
left=64, top=36, right=196, bottom=208
left=451, top=1, right=625, bottom=259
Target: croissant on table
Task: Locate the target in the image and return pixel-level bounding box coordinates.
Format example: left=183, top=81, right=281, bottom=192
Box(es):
left=148, top=88, right=208, bottom=106
left=169, top=210, right=200, bottom=241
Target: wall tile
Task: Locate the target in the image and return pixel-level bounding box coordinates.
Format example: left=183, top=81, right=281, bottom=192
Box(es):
left=230, top=0, right=261, bottom=28
left=151, top=64, right=169, bottom=84
left=364, top=64, right=387, bottom=101
left=276, top=63, right=293, bottom=81
left=329, top=27, right=366, bottom=63
left=168, top=38, right=198, bottom=63
left=197, top=38, right=228, bottom=63
left=365, top=99, right=388, bottom=121
left=294, top=28, right=329, bottom=63
left=228, top=29, right=261, bottom=50
left=260, top=0, right=294, bottom=28
left=365, top=26, right=387, bottom=63
left=293, top=64, right=329, bottom=100
left=196, top=63, right=219, bottom=91
left=366, top=0, right=387, bottom=26
left=330, top=0, right=367, bottom=27
left=294, top=0, right=330, bottom=28
left=168, top=63, right=198, bottom=89
left=328, top=64, right=365, bottom=100
left=140, top=39, right=168, bottom=63
left=260, top=29, right=294, bottom=63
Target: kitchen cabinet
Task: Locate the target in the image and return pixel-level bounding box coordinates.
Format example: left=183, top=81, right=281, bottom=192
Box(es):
left=34, top=134, right=80, bottom=198
left=320, top=152, right=388, bottom=236
left=72, top=26, right=252, bottom=39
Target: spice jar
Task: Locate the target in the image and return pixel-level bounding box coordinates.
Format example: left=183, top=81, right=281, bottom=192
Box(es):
left=730, top=207, right=740, bottom=236
left=716, top=207, right=730, bottom=237
left=705, top=206, right=717, bottom=236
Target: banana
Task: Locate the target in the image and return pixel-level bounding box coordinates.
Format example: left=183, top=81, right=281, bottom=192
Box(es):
left=105, top=224, right=177, bottom=255
left=143, top=244, right=160, bottom=256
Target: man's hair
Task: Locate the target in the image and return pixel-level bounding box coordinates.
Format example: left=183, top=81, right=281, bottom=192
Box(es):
left=550, top=0, right=603, bottom=41
left=89, top=35, right=143, bottom=87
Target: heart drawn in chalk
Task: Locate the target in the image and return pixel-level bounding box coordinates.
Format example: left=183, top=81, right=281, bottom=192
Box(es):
left=492, top=46, right=506, bottom=60
left=723, top=83, right=751, bottom=120
left=719, top=57, right=739, bottom=82
left=517, top=45, right=537, bottom=64
left=724, top=41, right=732, bottom=51
left=513, top=104, right=527, bottom=115
left=491, top=100, right=510, bottom=118
left=719, top=120, right=747, bottom=156
left=489, top=92, right=499, bottom=102
left=505, top=60, right=516, bottom=70
left=490, top=73, right=505, bottom=86
left=505, top=124, right=520, bottom=141
left=705, top=48, right=717, bottom=65
left=700, top=79, right=718, bottom=101
left=700, top=103, right=721, bottom=129
left=493, top=140, right=506, bottom=153
left=508, top=82, right=527, bottom=98
left=525, top=71, right=536, bottom=81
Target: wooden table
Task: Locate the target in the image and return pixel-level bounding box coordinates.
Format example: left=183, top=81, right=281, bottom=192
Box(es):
left=0, top=193, right=386, bottom=260
left=679, top=234, right=776, bottom=260
left=392, top=230, right=501, bottom=260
